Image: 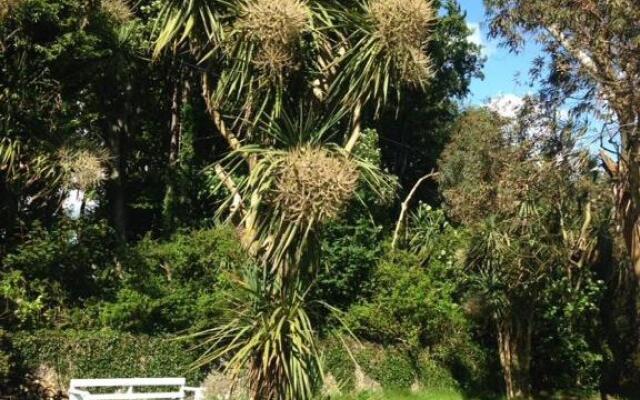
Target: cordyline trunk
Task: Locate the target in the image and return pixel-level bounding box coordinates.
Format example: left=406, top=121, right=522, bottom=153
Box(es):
left=496, top=312, right=533, bottom=400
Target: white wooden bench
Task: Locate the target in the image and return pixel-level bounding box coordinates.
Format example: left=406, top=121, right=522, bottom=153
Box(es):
left=69, top=378, right=204, bottom=400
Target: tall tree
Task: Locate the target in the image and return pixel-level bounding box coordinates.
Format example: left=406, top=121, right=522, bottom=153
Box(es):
left=439, top=107, right=606, bottom=399
left=152, top=0, right=442, bottom=398
left=483, top=0, right=640, bottom=304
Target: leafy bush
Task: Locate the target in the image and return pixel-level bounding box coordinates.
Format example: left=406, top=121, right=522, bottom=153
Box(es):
left=0, top=329, right=14, bottom=387
left=345, top=250, right=477, bottom=363
left=416, top=352, right=458, bottom=391
left=356, top=346, right=415, bottom=390
left=93, top=226, right=245, bottom=334
left=342, top=207, right=488, bottom=392
left=318, top=217, right=385, bottom=311
left=323, top=340, right=458, bottom=393
left=1, top=219, right=122, bottom=328
left=323, top=338, right=357, bottom=392
left=12, top=329, right=204, bottom=384
left=531, top=274, right=604, bottom=392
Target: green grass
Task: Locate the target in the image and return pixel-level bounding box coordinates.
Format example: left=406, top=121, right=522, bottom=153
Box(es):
left=330, top=389, right=604, bottom=400
left=330, top=389, right=466, bottom=400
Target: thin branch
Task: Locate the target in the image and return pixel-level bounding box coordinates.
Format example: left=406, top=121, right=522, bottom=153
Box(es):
left=391, top=170, right=439, bottom=250
left=344, top=101, right=362, bottom=154
left=547, top=25, right=600, bottom=79
left=201, top=74, right=242, bottom=152
left=600, top=149, right=619, bottom=178
left=214, top=163, right=244, bottom=220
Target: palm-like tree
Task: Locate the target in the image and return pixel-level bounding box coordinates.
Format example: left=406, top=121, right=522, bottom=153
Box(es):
left=152, top=1, right=435, bottom=398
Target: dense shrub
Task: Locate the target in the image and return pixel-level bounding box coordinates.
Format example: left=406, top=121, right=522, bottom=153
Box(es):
left=356, top=346, right=415, bottom=390
left=1, top=219, right=123, bottom=328
left=12, top=330, right=205, bottom=384
left=323, top=339, right=357, bottom=392
left=318, top=217, right=385, bottom=311
left=322, top=339, right=459, bottom=393
left=416, top=352, right=458, bottom=391
left=92, top=225, right=246, bottom=333
left=344, top=250, right=481, bottom=370
left=0, top=329, right=14, bottom=387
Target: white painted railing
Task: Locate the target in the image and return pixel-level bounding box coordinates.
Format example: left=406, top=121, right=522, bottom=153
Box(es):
left=69, top=378, right=204, bottom=400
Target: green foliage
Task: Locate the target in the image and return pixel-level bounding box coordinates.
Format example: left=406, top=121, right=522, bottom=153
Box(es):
left=191, top=265, right=323, bottom=400
left=532, top=274, right=604, bottom=392
left=0, top=0, right=627, bottom=398
left=356, top=346, right=415, bottom=390
left=95, top=226, right=245, bottom=333
left=12, top=329, right=204, bottom=383
left=0, top=330, right=14, bottom=387
left=416, top=353, right=458, bottom=392
left=323, top=339, right=357, bottom=392
left=318, top=216, right=385, bottom=311
left=322, top=341, right=460, bottom=394
left=329, top=390, right=465, bottom=400
left=344, top=245, right=480, bottom=372
left=439, top=106, right=611, bottom=397
left=1, top=219, right=122, bottom=328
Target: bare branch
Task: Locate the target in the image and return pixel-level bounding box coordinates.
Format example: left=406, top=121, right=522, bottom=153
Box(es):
left=600, top=149, right=619, bottom=178
left=214, top=163, right=244, bottom=220
left=201, top=74, right=242, bottom=152
left=344, top=101, right=362, bottom=154
left=391, top=170, right=439, bottom=250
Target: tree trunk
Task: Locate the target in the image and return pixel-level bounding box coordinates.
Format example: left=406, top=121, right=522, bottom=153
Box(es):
left=107, top=114, right=128, bottom=241
left=162, top=64, right=183, bottom=231
left=497, top=312, right=533, bottom=399
left=102, top=80, right=132, bottom=242
left=602, top=114, right=640, bottom=384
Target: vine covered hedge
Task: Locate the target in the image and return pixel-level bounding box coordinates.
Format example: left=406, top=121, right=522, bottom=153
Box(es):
left=12, top=330, right=204, bottom=387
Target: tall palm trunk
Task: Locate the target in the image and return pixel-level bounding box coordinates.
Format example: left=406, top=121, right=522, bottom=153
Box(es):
left=497, top=312, right=533, bottom=399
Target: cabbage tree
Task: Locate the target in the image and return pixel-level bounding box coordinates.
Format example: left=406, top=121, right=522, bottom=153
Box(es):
left=152, top=1, right=436, bottom=398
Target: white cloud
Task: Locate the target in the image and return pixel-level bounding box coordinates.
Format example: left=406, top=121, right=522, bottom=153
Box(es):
left=488, top=93, right=524, bottom=118
left=466, top=22, right=496, bottom=58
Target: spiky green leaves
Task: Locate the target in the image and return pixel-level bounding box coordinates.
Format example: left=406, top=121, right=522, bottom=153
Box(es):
left=190, top=266, right=323, bottom=400
left=153, top=0, right=228, bottom=58
left=329, top=0, right=435, bottom=115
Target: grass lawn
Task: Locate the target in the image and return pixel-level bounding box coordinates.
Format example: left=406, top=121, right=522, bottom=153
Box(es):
left=331, top=389, right=468, bottom=400
left=331, top=389, right=603, bottom=400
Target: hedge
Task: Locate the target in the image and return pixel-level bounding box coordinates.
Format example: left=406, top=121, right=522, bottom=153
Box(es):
left=12, top=330, right=205, bottom=384
left=322, top=339, right=460, bottom=394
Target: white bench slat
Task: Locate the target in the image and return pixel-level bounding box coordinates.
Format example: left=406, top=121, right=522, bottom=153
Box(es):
left=88, top=392, right=183, bottom=400
left=71, top=378, right=186, bottom=388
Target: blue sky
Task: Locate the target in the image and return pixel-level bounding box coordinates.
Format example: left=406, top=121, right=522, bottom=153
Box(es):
left=456, top=1, right=607, bottom=152
left=457, top=0, right=542, bottom=107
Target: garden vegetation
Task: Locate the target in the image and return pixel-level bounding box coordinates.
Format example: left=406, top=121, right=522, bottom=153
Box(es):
left=0, top=0, right=638, bottom=399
